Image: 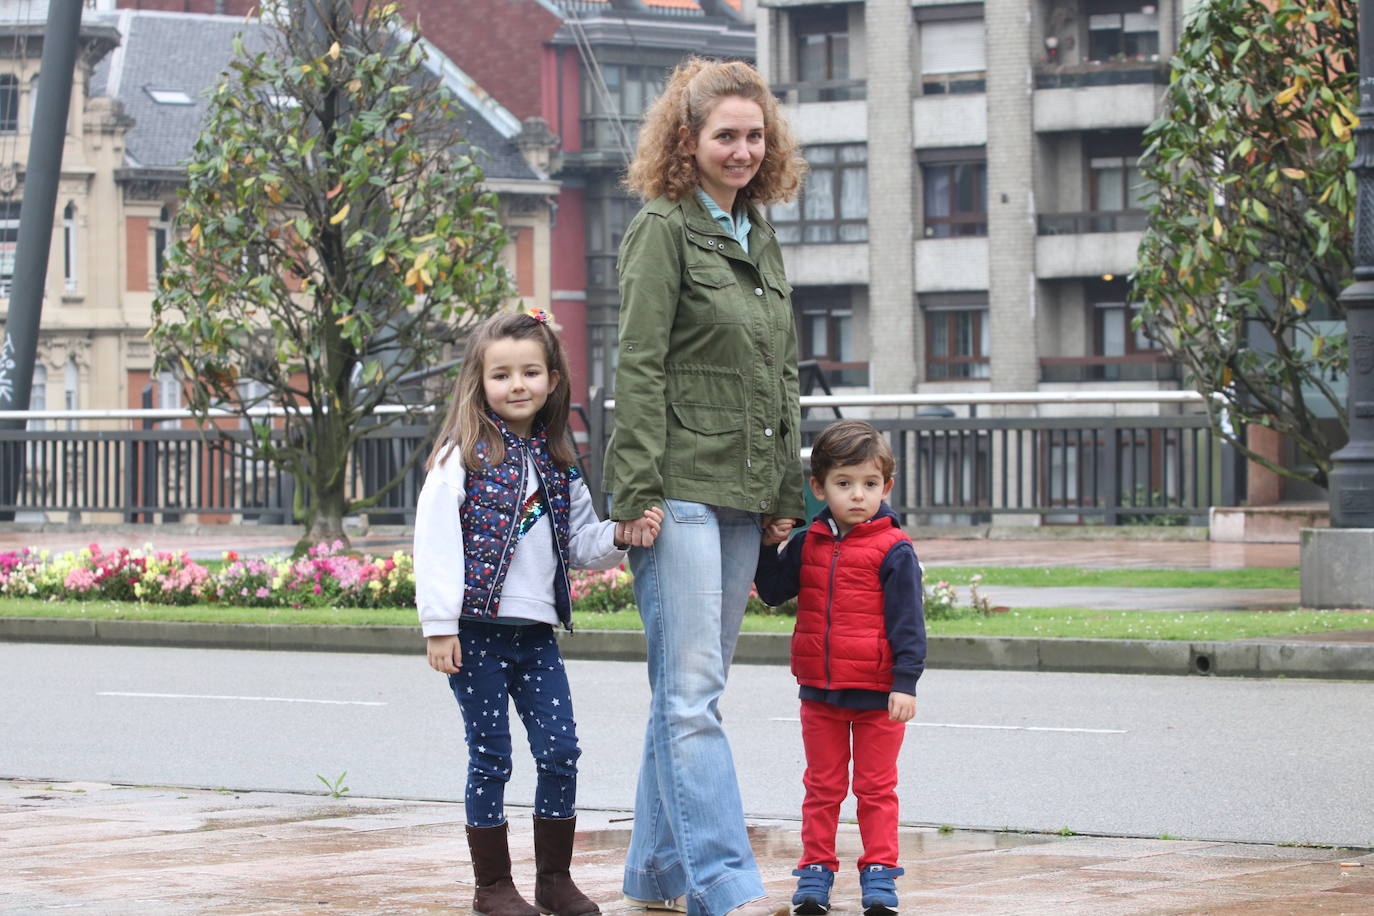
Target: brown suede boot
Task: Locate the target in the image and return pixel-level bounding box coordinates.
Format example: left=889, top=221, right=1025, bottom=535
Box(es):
left=466, top=823, right=539, bottom=916
left=532, top=816, right=600, bottom=916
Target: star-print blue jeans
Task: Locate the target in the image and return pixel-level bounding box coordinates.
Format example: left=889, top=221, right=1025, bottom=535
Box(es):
left=448, top=620, right=580, bottom=827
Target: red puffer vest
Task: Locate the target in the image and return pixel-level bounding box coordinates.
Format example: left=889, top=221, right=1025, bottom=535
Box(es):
left=791, top=513, right=912, bottom=691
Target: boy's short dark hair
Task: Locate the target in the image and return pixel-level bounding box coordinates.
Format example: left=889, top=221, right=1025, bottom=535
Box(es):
left=809, top=419, right=896, bottom=484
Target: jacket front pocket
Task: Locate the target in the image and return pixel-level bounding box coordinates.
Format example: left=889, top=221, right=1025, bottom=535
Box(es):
left=685, top=264, right=746, bottom=324
left=667, top=402, right=745, bottom=481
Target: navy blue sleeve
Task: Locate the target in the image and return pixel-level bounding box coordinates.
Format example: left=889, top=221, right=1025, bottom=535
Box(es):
left=754, top=530, right=804, bottom=606
left=880, top=541, right=926, bottom=695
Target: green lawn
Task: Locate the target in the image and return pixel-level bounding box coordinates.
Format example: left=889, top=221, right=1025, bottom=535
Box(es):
left=923, top=566, right=1301, bottom=589
left=4, top=598, right=1371, bottom=641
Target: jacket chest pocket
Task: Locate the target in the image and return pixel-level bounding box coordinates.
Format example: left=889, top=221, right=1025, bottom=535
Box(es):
left=684, top=264, right=748, bottom=324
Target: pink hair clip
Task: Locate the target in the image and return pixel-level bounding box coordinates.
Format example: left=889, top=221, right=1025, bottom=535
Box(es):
left=525, top=307, right=554, bottom=325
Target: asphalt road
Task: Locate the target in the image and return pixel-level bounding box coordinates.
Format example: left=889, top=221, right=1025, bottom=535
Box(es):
left=2, top=642, right=1370, bottom=848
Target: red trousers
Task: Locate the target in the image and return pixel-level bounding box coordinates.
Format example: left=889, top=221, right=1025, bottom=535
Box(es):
left=799, top=699, right=906, bottom=871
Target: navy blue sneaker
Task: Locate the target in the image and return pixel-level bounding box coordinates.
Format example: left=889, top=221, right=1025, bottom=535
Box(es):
left=790, top=864, right=835, bottom=915
left=858, top=864, right=904, bottom=916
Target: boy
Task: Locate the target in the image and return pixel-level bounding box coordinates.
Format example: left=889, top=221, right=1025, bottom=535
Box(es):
left=755, top=420, right=926, bottom=916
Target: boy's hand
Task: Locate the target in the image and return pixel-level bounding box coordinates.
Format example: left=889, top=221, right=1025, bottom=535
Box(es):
left=761, top=515, right=795, bottom=545
left=617, top=506, right=664, bottom=548
left=427, top=635, right=462, bottom=674
left=888, top=691, right=916, bottom=722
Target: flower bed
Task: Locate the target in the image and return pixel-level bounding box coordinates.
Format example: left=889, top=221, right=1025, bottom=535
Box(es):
left=0, top=542, right=414, bottom=610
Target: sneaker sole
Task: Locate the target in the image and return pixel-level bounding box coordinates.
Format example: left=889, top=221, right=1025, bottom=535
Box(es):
left=863, top=905, right=897, bottom=916
left=793, top=903, right=830, bottom=915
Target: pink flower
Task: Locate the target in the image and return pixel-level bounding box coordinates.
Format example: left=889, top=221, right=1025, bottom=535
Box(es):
left=255, top=587, right=270, bottom=598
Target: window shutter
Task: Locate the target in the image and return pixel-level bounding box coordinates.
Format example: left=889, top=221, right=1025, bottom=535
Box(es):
left=920, top=20, right=986, bottom=75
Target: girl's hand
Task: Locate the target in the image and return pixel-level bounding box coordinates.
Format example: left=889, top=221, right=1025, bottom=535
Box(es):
left=617, top=507, right=664, bottom=549
left=761, top=516, right=795, bottom=545
left=427, top=635, right=462, bottom=674
left=888, top=691, right=916, bottom=723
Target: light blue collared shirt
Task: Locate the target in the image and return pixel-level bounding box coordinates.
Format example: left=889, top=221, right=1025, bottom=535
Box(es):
left=696, top=188, right=751, bottom=255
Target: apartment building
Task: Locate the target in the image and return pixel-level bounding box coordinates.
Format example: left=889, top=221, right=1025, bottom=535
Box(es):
left=0, top=3, right=556, bottom=416
left=755, top=0, right=1182, bottom=399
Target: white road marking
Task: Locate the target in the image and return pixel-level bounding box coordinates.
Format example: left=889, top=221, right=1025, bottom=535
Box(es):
left=97, top=691, right=386, bottom=707
left=768, top=717, right=1124, bottom=734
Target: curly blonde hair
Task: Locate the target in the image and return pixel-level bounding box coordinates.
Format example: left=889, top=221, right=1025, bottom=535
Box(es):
left=624, top=57, right=805, bottom=206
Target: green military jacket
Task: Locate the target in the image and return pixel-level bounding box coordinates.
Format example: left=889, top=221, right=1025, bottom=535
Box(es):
left=605, top=192, right=805, bottom=522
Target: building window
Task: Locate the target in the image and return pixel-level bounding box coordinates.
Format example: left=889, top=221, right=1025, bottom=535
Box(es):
left=793, top=5, right=859, bottom=101
left=770, top=144, right=867, bottom=244
left=919, top=18, right=986, bottom=95
left=28, top=364, right=46, bottom=429
left=585, top=193, right=637, bottom=293
left=581, top=63, right=664, bottom=151
left=0, top=75, right=17, bottom=132
left=63, top=358, right=78, bottom=430
left=925, top=307, right=990, bottom=379
left=0, top=202, right=18, bottom=297
left=63, top=202, right=76, bottom=292
left=158, top=369, right=182, bottom=430
left=1087, top=6, right=1160, bottom=62
left=795, top=287, right=867, bottom=388
left=1095, top=302, right=1155, bottom=356
left=922, top=161, right=987, bottom=237
left=152, top=205, right=171, bottom=284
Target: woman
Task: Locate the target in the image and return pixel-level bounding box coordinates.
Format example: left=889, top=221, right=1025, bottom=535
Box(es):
left=605, top=57, right=807, bottom=916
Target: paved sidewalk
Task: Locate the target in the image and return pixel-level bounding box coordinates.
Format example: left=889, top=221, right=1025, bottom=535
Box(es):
left=2, top=779, right=1370, bottom=915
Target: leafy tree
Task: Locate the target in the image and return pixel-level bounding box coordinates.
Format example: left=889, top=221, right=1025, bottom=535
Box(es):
left=1133, top=0, right=1355, bottom=488
left=152, top=0, right=512, bottom=546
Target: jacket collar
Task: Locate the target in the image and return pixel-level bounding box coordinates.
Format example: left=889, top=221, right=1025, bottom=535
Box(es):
left=674, top=191, right=776, bottom=251
left=807, top=502, right=901, bottom=540
left=485, top=409, right=545, bottom=455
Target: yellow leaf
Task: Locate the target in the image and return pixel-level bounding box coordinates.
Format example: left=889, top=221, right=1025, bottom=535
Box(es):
left=1212, top=216, right=1222, bottom=238
left=1289, top=296, right=1308, bottom=313
left=1281, top=167, right=1307, bottom=180
left=328, top=41, right=341, bottom=60
left=1313, top=336, right=1325, bottom=357
left=335, top=313, right=353, bottom=326
left=1332, top=111, right=1351, bottom=141
left=1319, top=184, right=1335, bottom=204
left=190, top=223, right=202, bottom=244
left=330, top=203, right=350, bottom=225
left=414, top=251, right=430, bottom=269
left=1274, top=84, right=1301, bottom=105
left=347, top=78, right=362, bottom=93
left=267, top=184, right=283, bottom=203
left=1338, top=101, right=1357, bottom=125
left=371, top=249, right=386, bottom=266
left=404, top=267, right=420, bottom=286
left=300, top=63, right=313, bottom=74
left=180, top=357, right=195, bottom=377
left=1222, top=367, right=1233, bottom=387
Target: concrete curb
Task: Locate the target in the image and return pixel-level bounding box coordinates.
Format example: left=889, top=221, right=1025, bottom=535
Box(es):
left=2, top=617, right=1371, bottom=679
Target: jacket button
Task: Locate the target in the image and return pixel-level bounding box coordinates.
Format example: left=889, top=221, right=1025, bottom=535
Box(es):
left=764, top=428, right=774, bottom=437
left=759, top=500, right=770, bottom=510
left=765, top=356, right=774, bottom=366
left=754, top=287, right=764, bottom=296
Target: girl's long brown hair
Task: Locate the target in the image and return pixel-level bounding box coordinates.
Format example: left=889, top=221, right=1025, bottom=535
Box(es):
left=624, top=57, right=805, bottom=206
left=426, top=311, right=575, bottom=472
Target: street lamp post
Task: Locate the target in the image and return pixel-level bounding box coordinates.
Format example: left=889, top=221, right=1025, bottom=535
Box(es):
left=1329, top=0, right=1374, bottom=526
left=1303, top=0, right=1374, bottom=608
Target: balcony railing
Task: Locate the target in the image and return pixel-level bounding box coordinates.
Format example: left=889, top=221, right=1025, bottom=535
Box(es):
left=1034, top=62, right=1169, bottom=90
left=921, top=73, right=986, bottom=96
left=772, top=78, right=867, bottom=104
left=1037, top=210, right=1148, bottom=235
left=1040, top=354, right=1180, bottom=383
left=578, top=115, right=640, bottom=156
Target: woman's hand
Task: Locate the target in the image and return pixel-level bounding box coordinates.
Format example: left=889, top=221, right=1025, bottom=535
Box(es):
left=761, top=515, right=796, bottom=545
left=617, top=506, right=665, bottom=549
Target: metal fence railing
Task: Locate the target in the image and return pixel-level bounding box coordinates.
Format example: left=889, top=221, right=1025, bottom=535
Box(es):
left=0, top=393, right=1240, bottom=527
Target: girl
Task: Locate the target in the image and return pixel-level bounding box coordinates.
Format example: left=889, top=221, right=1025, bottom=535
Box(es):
left=415, top=308, right=663, bottom=916
left=607, top=58, right=806, bottom=916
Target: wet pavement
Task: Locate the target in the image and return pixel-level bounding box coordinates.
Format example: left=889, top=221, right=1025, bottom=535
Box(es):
left=2, top=779, right=1370, bottom=915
